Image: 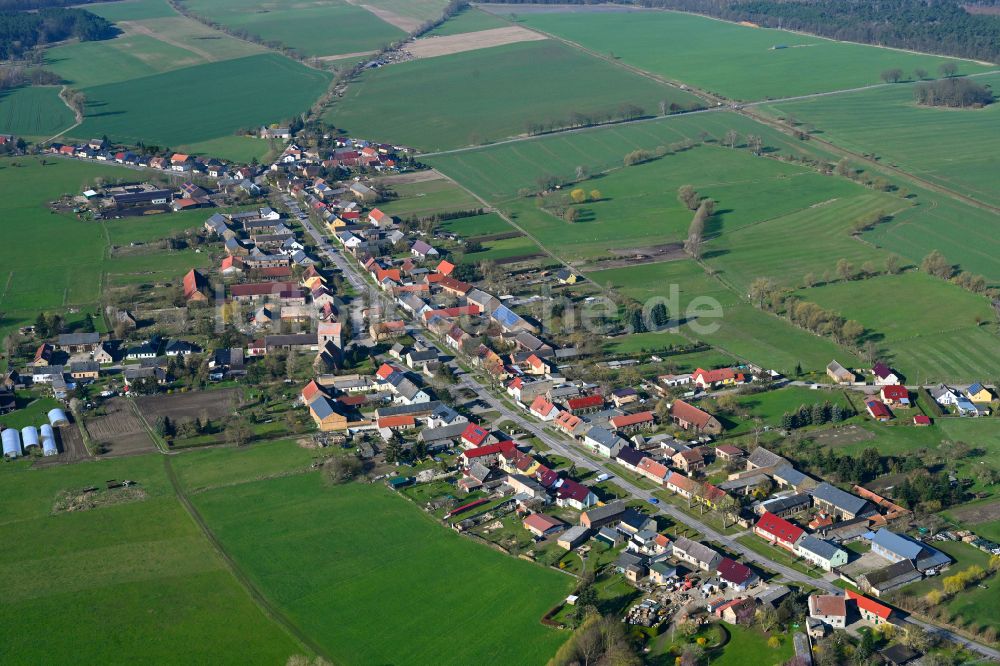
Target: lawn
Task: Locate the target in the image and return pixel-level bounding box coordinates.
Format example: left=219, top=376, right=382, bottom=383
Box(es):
left=762, top=73, right=1000, bottom=210
left=328, top=39, right=701, bottom=152
left=0, top=86, right=76, bottom=139
left=192, top=474, right=574, bottom=665
left=0, top=454, right=302, bottom=664
left=429, top=6, right=509, bottom=36
left=181, top=0, right=406, bottom=57
left=70, top=54, right=330, bottom=147
left=508, top=9, right=989, bottom=101
left=426, top=111, right=810, bottom=202
left=719, top=385, right=856, bottom=430
left=711, top=623, right=795, bottom=666
left=799, top=272, right=1000, bottom=382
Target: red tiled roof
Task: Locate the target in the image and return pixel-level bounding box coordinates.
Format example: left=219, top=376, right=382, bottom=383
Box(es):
left=567, top=395, right=603, bottom=410
left=880, top=385, right=909, bottom=401
left=230, top=281, right=301, bottom=298
left=461, top=423, right=491, bottom=446
left=376, top=363, right=400, bottom=380
left=462, top=440, right=516, bottom=459
left=610, top=411, right=654, bottom=428
left=436, top=260, right=455, bottom=276
left=866, top=399, right=892, bottom=418
left=377, top=415, right=414, bottom=429
left=694, top=367, right=743, bottom=384
left=530, top=395, right=556, bottom=416
left=301, top=380, right=324, bottom=403
left=755, top=511, right=804, bottom=544
left=523, top=513, right=564, bottom=532
left=556, top=478, right=593, bottom=502
left=666, top=471, right=697, bottom=494
left=671, top=399, right=715, bottom=428
left=847, top=590, right=892, bottom=620
left=913, top=415, right=932, bottom=425
left=637, top=457, right=669, bottom=480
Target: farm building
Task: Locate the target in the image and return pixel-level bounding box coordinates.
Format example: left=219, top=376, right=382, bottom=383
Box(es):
left=48, top=408, right=69, bottom=427
left=21, top=426, right=39, bottom=450
left=40, top=424, right=57, bottom=456
left=669, top=399, right=722, bottom=435
left=2, top=428, right=21, bottom=457
left=826, top=360, right=854, bottom=384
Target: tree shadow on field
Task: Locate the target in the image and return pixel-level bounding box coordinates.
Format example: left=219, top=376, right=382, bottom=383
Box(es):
left=705, top=208, right=732, bottom=236
left=701, top=248, right=730, bottom=260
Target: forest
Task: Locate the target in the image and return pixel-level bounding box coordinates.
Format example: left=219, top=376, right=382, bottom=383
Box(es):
left=496, top=0, right=1000, bottom=62
left=914, top=77, right=995, bottom=107
left=0, top=7, right=116, bottom=59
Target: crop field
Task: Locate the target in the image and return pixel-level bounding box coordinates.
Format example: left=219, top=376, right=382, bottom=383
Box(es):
left=87, top=0, right=178, bottom=21
left=176, top=135, right=277, bottom=163
left=426, top=111, right=817, bottom=202
left=358, top=0, right=451, bottom=24
left=0, top=86, right=76, bottom=139
left=328, top=39, right=701, bottom=152
left=705, top=191, right=901, bottom=291
left=762, top=73, right=1000, bottom=208
left=800, top=272, right=1000, bottom=381
left=192, top=475, right=573, bottom=665
left=429, top=6, right=510, bottom=36
left=72, top=54, right=330, bottom=147
left=0, top=454, right=301, bottom=664
left=500, top=145, right=864, bottom=261
left=461, top=234, right=543, bottom=264
left=440, top=212, right=512, bottom=237
left=171, top=438, right=322, bottom=493
left=182, top=0, right=406, bottom=57
left=375, top=176, right=481, bottom=218
left=507, top=9, right=990, bottom=101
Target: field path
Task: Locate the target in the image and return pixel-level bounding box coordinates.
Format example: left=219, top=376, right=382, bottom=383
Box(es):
left=118, top=20, right=216, bottom=61
left=316, top=50, right=378, bottom=62
left=343, top=0, right=422, bottom=31
left=163, top=456, right=331, bottom=661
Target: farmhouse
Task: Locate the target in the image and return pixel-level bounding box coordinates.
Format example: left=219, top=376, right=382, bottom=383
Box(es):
left=669, top=399, right=722, bottom=434
left=795, top=535, right=847, bottom=571
left=753, top=512, right=804, bottom=552
left=810, top=483, right=872, bottom=521
left=692, top=367, right=745, bottom=389
left=57, top=332, right=100, bottom=353
left=872, top=362, right=901, bottom=385
left=869, top=528, right=950, bottom=572
left=826, top=360, right=854, bottom=384
left=309, top=396, right=349, bottom=431
left=846, top=590, right=892, bottom=626
left=672, top=536, right=721, bottom=571
left=880, top=385, right=910, bottom=406
left=808, top=594, right=847, bottom=630
left=523, top=513, right=566, bottom=537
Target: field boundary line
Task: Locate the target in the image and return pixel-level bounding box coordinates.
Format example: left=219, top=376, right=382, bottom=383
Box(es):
left=163, top=456, right=332, bottom=662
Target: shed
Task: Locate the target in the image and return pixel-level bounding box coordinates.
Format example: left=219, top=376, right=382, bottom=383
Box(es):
left=2, top=428, right=21, bottom=457
left=40, top=423, right=57, bottom=456
left=48, top=408, right=69, bottom=427
left=21, top=426, right=40, bottom=449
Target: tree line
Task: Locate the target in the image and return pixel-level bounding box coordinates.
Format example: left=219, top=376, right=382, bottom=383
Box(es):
left=914, top=76, right=994, bottom=108
left=499, top=0, right=1000, bottom=62
left=0, top=8, right=116, bottom=60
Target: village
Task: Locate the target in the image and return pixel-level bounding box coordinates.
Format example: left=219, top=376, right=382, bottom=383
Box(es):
left=2, top=126, right=999, bottom=665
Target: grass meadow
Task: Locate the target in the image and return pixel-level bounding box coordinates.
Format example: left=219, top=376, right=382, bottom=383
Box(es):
left=0, top=454, right=301, bottom=664
left=329, top=39, right=701, bottom=152
left=439, top=212, right=513, bottom=237
left=72, top=54, right=330, bottom=147
left=359, top=0, right=451, bottom=23
left=0, top=86, right=76, bottom=139
left=426, top=111, right=817, bottom=201
left=182, top=0, right=405, bottom=57
left=191, top=473, right=574, bottom=665
left=510, top=10, right=990, bottom=101
left=800, top=272, right=1000, bottom=381
left=429, top=6, right=509, bottom=35
left=375, top=176, right=481, bottom=218
left=762, top=74, right=1000, bottom=209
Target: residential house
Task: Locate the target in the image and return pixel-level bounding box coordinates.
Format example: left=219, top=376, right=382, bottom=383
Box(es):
left=460, top=441, right=515, bottom=468
left=795, top=535, right=848, bottom=571
left=609, top=411, right=655, bottom=433
left=649, top=561, right=678, bottom=586
left=846, top=590, right=892, bottom=626
left=746, top=446, right=789, bottom=472
left=665, top=471, right=698, bottom=499
left=692, top=367, right=745, bottom=389
left=583, top=427, right=626, bottom=458
left=872, top=362, right=901, bottom=385
left=753, top=512, right=804, bottom=552
left=611, top=388, right=639, bottom=407
left=880, top=385, right=910, bottom=406
left=865, top=399, right=892, bottom=421
left=615, top=445, right=646, bottom=472
left=808, top=594, right=847, bottom=629
left=670, top=399, right=722, bottom=435
left=672, top=448, right=705, bottom=473
left=715, top=444, right=744, bottom=463
left=410, top=240, right=438, bottom=259
left=555, top=479, right=598, bottom=510
left=69, top=361, right=99, bottom=381
left=672, top=536, right=722, bottom=571
left=529, top=395, right=558, bottom=421
left=92, top=343, right=115, bottom=365
left=636, top=456, right=670, bottom=485
left=967, top=382, right=994, bottom=403
left=523, top=513, right=566, bottom=537
left=309, top=396, right=349, bottom=431
left=460, top=423, right=495, bottom=449
left=716, top=558, right=758, bottom=591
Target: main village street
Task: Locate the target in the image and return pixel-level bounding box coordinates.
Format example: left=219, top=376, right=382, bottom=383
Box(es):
left=286, top=191, right=1000, bottom=662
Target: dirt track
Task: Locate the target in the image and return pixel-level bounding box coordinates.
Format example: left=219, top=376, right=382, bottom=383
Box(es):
left=407, top=26, right=546, bottom=59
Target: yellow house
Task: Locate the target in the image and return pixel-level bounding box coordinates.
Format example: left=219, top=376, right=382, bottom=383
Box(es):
left=309, top=396, right=348, bottom=431
left=967, top=383, right=994, bottom=403
left=325, top=217, right=347, bottom=234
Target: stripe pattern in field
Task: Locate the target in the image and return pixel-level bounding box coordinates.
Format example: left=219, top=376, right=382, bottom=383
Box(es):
left=406, top=25, right=547, bottom=58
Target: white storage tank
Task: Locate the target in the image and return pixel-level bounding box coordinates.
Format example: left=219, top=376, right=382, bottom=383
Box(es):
left=21, top=426, right=40, bottom=449
left=2, top=428, right=21, bottom=458
left=40, top=424, right=57, bottom=456
left=47, top=408, right=69, bottom=427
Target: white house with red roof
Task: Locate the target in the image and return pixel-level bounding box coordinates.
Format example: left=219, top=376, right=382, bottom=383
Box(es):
left=460, top=423, right=495, bottom=449
left=554, top=478, right=598, bottom=510
left=871, top=362, right=901, bottom=386
left=753, top=511, right=805, bottom=552
left=529, top=395, right=558, bottom=421
left=879, top=385, right=910, bottom=406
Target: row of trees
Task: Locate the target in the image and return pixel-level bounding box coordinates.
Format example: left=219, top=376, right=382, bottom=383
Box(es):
left=780, top=401, right=855, bottom=430
left=915, top=76, right=994, bottom=108
left=881, top=61, right=960, bottom=84
left=922, top=249, right=997, bottom=299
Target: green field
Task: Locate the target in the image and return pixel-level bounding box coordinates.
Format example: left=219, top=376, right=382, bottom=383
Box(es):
left=762, top=74, right=1000, bottom=210
left=509, top=9, right=989, bottom=101
left=360, top=0, right=450, bottom=23
left=328, top=39, right=701, bottom=152
left=71, top=54, right=330, bottom=147
left=375, top=176, right=481, bottom=218
left=175, top=134, right=277, bottom=163
left=439, top=212, right=512, bottom=237
left=88, top=0, right=179, bottom=21
left=0, top=86, right=76, bottom=139
left=0, top=454, right=302, bottom=663
left=426, top=111, right=818, bottom=202
left=499, top=144, right=866, bottom=261
left=800, top=272, right=1000, bottom=381
left=428, top=6, right=509, bottom=36
left=191, top=474, right=573, bottom=664
left=182, top=0, right=406, bottom=57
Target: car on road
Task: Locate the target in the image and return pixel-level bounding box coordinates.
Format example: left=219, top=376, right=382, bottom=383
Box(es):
left=647, top=498, right=659, bottom=505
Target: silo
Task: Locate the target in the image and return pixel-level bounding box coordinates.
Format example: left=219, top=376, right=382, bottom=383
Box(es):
left=21, top=426, right=39, bottom=449
left=40, top=424, right=57, bottom=456
left=2, top=428, right=21, bottom=458
left=47, top=408, right=69, bottom=427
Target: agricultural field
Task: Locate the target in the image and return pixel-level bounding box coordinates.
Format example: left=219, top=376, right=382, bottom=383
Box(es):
left=426, top=111, right=820, bottom=202
left=429, top=6, right=510, bottom=36
left=498, top=144, right=866, bottom=262
left=439, top=212, right=512, bottom=238
left=374, top=174, right=481, bottom=218
left=0, top=454, right=302, bottom=664
left=175, top=135, right=277, bottom=163
left=505, top=9, right=990, bottom=100
left=191, top=474, right=574, bottom=665
left=358, top=0, right=451, bottom=24
left=170, top=438, right=322, bottom=493
left=71, top=54, right=330, bottom=147
left=799, top=272, right=1000, bottom=381
left=0, top=86, right=76, bottom=139
left=328, top=39, right=701, bottom=152
left=761, top=73, right=1000, bottom=209
left=181, top=0, right=406, bottom=57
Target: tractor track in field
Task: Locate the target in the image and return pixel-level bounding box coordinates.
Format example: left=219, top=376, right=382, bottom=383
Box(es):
left=163, top=456, right=332, bottom=662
